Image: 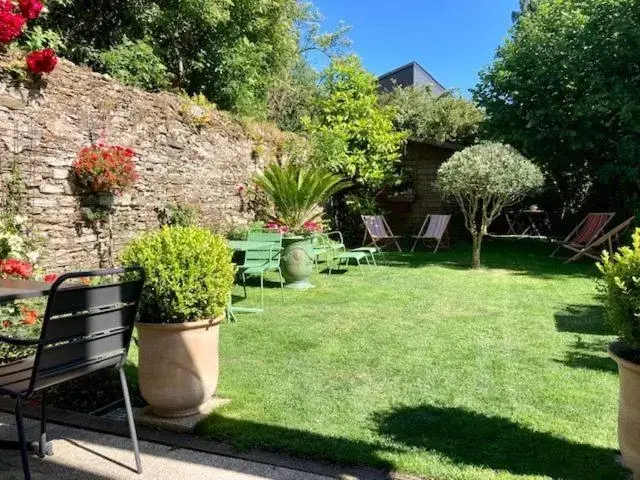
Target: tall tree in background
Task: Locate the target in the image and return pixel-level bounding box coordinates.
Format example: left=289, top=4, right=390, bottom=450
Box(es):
left=42, top=0, right=302, bottom=116
left=475, top=0, right=640, bottom=218
left=304, top=55, right=406, bottom=189
left=381, top=86, right=484, bottom=146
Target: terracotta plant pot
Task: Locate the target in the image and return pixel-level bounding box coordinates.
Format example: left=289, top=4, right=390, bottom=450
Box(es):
left=609, top=341, right=640, bottom=477
left=137, top=316, right=222, bottom=418
left=281, top=236, right=314, bottom=289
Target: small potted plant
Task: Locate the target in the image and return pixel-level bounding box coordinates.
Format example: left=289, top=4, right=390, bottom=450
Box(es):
left=253, top=162, right=349, bottom=289
left=122, top=226, right=235, bottom=418
left=600, top=228, right=640, bottom=476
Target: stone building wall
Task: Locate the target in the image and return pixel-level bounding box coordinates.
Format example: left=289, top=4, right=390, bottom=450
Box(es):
left=0, top=60, right=275, bottom=271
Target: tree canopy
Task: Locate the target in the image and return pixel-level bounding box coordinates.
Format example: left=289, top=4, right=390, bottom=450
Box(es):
left=40, top=0, right=332, bottom=117
left=381, top=86, right=484, bottom=146
left=474, top=0, right=640, bottom=217
left=304, top=56, right=407, bottom=190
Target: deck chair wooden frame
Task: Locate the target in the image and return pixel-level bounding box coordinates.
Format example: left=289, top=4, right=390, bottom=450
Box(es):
left=550, top=212, right=615, bottom=259
left=361, top=215, right=402, bottom=252
left=563, top=216, right=635, bottom=263
left=411, top=214, right=451, bottom=253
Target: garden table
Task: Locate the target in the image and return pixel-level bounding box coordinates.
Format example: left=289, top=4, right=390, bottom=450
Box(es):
left=0, top=278, right=55, bottom=456
left=0, top=278, right=53, bottom=301
left=227, top=240, right=274, bottom=319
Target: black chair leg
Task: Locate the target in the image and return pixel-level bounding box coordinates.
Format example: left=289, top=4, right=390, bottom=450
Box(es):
left=15, top=398, right=32, bottom=480
left=119, top=368, right=142, bottom=473
left=39, top=391, right=51, bottom=458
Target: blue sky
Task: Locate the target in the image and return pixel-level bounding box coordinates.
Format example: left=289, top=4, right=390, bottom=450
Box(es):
left=311, top=0, right=519, bottom=96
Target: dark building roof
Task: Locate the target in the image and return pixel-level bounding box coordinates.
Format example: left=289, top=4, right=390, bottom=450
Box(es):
left=378, top=61, right=446, bottom=95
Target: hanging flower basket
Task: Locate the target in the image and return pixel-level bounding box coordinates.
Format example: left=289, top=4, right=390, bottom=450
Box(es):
left=72, top=144, right=139, bottom=196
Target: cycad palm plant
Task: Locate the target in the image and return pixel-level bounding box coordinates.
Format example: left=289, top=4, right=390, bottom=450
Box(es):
left=253, top=162, right=350, bottom=233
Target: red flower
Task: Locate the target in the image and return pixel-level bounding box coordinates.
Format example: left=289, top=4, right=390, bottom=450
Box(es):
left=72, top=144, right=138, bottom=195
left=18, top=0, right=42, bottom=20
left=0, top=0, right=14, bottom=13
left=19, top=305, right=39, bottom=325
left=26, top=48, right=58, bottom=74
left=0, top=10, right=25, bottom=43
left=0, top=258, right=33, bottom=279
left=43, top=273, right=58, bottom=283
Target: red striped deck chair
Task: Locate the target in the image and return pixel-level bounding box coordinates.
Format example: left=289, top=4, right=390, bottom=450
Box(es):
left=550, top=212, right=615, bottom=259
left=563, top=216, right=635, bottom=263
left=362, top=215, right=402, bottom=252
left=411, top=214, right=451, bottom=253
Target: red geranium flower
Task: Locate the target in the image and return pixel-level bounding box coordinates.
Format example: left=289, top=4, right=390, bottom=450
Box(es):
left=0, top=0, right=14, bottom=13
left=19, top=305, right=39, bottom=325
left=72, top=144, right=138, bottom=195
left=43, top=273, right=58, bottom=283
left=0, top=258, right=33, bottom=279
left=26, top=48, right=58, bottom=74
left=18, top=0, right=42, bottom=20
left=0, top=10, right=25, bottom=44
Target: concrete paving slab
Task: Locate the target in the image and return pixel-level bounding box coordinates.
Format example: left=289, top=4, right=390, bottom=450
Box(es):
left=0, top=413, right=334, bottom=479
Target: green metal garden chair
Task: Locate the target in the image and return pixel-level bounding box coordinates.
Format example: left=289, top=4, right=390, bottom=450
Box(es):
left=238, top=231, right=284, bottom=309
left=312, top=231, right=346, bottom=271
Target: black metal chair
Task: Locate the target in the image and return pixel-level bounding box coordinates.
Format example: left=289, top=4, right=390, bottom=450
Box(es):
left=0, top=267, right=145, bottom=480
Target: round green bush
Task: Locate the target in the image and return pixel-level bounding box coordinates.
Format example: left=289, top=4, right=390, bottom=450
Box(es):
left=122, top=226, right=235, bottom=323
left=599, top=228, right=640, bottom=349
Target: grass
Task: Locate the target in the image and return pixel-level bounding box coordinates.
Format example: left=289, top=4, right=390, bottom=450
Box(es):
left=193, top=238, right=624, bottom=480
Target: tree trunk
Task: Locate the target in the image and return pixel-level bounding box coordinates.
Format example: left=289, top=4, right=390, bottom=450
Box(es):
left=472, top=233, right=483, bottom=269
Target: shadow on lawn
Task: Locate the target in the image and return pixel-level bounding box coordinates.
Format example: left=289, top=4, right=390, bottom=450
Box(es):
left=555, top=336, right=617, bottom=374
left=377, top=238, right=597, bottom=280
left=374, top=404, right=625, bottom=480
left=555, top=304, right=613, bottom=336
left=196, top=414, right=397, bottom=479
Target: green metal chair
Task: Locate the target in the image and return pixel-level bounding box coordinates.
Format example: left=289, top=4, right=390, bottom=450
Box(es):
left=238, top=231, right=284, bottom=309
left=312, top=231, right=346, bottom=271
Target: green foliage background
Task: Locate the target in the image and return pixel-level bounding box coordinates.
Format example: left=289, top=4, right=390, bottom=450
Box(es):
left=475, top=0, right=640, bottom=218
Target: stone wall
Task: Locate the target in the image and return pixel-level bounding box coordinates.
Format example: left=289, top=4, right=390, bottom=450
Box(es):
left=0, top=60, right=275, bottom=271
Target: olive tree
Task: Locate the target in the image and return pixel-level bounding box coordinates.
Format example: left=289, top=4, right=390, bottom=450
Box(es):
left=436, top=142, right=544, bottom=269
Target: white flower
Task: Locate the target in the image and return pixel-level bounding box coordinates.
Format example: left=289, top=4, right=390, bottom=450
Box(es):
left=7, top=234, right=24, bottom=253
left=26, top=251, right=40, bottom=264
left=13, top=215, right=27, bottom=226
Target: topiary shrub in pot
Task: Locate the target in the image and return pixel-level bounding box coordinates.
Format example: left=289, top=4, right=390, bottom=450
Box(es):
left=122, top=226, right=234, bottom=418
left=600, top=228, right=640, bottom=477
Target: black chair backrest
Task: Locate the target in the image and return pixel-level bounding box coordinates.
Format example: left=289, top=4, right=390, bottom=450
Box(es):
left=27, top=267, right=144, bottom=395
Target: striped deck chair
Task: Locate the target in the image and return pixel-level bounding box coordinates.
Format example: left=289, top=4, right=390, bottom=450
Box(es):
left=411, top=214, right=451, bottom=253
left=362, top=215, right=402, bottom=252
left=550, top=212, right=615, bottom=259
left=563, top=216, right=635, bottom=263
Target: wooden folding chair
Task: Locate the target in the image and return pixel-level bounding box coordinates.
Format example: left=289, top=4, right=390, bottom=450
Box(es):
left=563, top=216, right=635, bottom=263
left=550, top=212, right=615, bottom=259
left=361, top=215, right=402, bottom=252
left=411, top=214, right=451, bottom=252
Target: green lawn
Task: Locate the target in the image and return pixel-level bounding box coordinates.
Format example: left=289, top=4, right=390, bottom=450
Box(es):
left=196, top=238, right=623, bottom=480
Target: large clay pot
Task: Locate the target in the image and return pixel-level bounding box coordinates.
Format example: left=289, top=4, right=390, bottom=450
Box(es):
left=137, top=316, right=222, bottom=418
left=609, top=341, right=640, bottom=477
left=281, top=236, right=314, bottom=290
